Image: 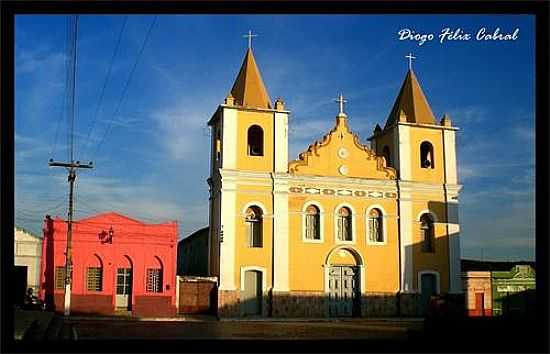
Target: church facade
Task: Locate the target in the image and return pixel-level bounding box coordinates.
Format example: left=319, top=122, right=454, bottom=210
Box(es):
left=206, top=45, right=462, bottom=318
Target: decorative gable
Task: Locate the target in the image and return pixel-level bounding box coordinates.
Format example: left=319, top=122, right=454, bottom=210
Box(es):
left=288, top=115, right=396, bottom=179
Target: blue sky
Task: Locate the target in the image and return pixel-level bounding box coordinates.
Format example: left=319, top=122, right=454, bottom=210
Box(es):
left=14, top=14, right=535, bottom=261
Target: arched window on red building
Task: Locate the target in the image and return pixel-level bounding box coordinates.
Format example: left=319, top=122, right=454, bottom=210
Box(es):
left=146, top=256, right=163, bottom=293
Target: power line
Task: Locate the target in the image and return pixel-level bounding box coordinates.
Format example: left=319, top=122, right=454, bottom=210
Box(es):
left=91, top=15, right=158, bottom=162
left=50, top=15, right=71, bottom=160
left=83, top=16, right=128, bottom=160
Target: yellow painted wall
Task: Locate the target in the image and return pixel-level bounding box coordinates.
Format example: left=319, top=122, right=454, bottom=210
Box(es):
left=372, top=130, right=396, bottom=168
left=409, top=127, right=445, bottom=183
left=411, top=201, right=450, bottom=293
left=289, top=118, right=396, bottom=180
left=287, top=193, right=400, bottom=293
left=235, top=110, right=274, bottom=172
left=234, top=191, right=273, bottom=289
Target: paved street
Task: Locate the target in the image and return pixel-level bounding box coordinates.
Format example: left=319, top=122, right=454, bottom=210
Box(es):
left=53, top=318, right=424, bottom=341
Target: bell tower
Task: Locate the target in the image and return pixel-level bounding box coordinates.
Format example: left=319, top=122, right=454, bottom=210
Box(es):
left=369, top=54, right=462, bottom=296
left=206, top=34, right=290, bottom=295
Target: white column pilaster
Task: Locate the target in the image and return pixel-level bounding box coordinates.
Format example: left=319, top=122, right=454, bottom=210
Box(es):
left=397, top=124, right=411, bottom=180
left=398, top=184, right=414, bottom=292
left=274, top=112, right=289, bottom=173
left=218, top=181, right=236, bottom=290
left=446, top=186, right=463, bottom=294
left=272, top=175, right=289, bottom=291
left=221, top=108, right=238, bottom=169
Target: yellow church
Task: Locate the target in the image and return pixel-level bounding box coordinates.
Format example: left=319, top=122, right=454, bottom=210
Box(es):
left=205, top=42, right=462, bottom=318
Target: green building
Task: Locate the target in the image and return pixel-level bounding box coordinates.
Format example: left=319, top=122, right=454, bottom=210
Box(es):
left=491, top=265, right=536, bottom=317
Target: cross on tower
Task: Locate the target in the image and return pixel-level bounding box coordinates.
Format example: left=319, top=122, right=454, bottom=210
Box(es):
left=243, top=30, right=258, bottom=49
left=335, top=94, right=347, bottom=115
left=405, top=52, right=416, bottom=70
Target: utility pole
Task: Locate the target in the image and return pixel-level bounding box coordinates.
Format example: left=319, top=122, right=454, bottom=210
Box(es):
left=48, top=160, right=93, bottom=316
left=48, top=14, right=94, bottom=316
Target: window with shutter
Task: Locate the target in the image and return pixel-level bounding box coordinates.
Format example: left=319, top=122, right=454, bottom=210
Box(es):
left=86, top=267, right=103, bottom=291
left=55, top=266, right=66, bottom=289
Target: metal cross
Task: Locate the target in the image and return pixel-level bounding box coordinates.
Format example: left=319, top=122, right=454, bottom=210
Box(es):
left=405, top=52, right=416, bottom=70
left=243, top=30, right=258, bottom=49
left=335, top=94, right=347, bottom=115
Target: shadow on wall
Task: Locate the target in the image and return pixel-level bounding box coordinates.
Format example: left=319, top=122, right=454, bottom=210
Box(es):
left=42, top=216, right=56, bottom=312
left=497, top=289, right=536, bottom=318
left=216, top=291, right=468, bottom=319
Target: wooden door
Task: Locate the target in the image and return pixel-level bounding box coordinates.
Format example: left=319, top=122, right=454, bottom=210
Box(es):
left=420, top=273, right=437, bottom=315
left=329, top=266, right=358, bottom=317
left=475, top=292, right=485, bottom=316
left=116, top=268, right=132, bottom=309
left=242, top=270, right=262, bottom=316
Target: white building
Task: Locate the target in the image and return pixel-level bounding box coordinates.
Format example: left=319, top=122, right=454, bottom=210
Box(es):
left=15, top=226, right=43, bottom=294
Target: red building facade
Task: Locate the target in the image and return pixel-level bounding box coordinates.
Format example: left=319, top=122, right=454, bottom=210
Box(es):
left=39, top=212, right=178, bottom=317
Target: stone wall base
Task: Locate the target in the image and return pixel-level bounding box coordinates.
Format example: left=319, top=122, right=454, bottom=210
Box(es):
left=216, top=290, right=441, bottom=318
left=361, top=292, right=399, bottom=317
left=398, top=292, right=420, bottom=317
left=271, top=291, right=328, bottom=318
left=217, top=289, right=240, bottom=318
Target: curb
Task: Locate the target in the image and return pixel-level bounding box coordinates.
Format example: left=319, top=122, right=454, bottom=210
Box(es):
left=65, top=315, right=216, bottom=322
left=219, top=317, right=425, bottom=322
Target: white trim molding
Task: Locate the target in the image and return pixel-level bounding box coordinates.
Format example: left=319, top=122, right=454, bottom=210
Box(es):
left=301, top=201, right=325, bottom=243
left=365, top=204, right=388, bottom=246
left=240, top=266, right=268, bottom=291
left=333, top=203, right=357, bottom=245
left=241, top=201, right=269, bottom=216
left=418, top=270, right=441, bottom=294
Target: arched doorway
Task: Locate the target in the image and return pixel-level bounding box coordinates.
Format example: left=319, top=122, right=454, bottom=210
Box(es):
left=115, top=256, right=133, bottom=310
left=325, top=247, right=363, bottom=317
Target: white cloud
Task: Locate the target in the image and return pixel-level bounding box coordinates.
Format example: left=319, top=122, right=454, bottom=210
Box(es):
left=150, top=100, right=212, bottom=162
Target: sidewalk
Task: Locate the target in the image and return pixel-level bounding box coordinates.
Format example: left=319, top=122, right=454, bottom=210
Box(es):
left=14, top=309, right=55, bottom=340
left=219, top=317, right=425, bottom=323
left=65, top=313, right=218, bottom=322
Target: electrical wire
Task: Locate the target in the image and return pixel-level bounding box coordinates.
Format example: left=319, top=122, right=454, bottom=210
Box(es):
left=83, top=16, right=128, bottom=161
left=91, top=15, right=158, bottom=162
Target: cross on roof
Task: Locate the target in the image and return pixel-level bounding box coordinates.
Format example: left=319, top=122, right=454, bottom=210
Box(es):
left=405, top=52, right=416, bottom=70
left=243, top=30, right=258, bottom=49
left=335, top=94, right=347, bottom=115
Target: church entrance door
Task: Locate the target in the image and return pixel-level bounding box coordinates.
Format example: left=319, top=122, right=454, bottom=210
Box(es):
left=329, top=266, right=359, bottom=317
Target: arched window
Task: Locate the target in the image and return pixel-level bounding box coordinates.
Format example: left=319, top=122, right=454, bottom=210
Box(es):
left=247, top=125, right=264, bottom=156
left=368, top=208, right=384, bottom=243
left=420, top=141, right=434, bottom=169
left=86, top=255, right=103, bottom=292
left=337, top=207, right=352, bottom=241
left=420, top=214, right=435, bottom=252
left=245, top=206, right=263, bottom=247
left=305, top=205, right=321, bottom=240
left=382, top=146, right=391, bottom=167
left=146, top=256, right=163, bottom=293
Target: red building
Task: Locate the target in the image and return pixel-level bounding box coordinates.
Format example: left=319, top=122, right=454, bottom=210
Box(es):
left=39, top=212, right=178, bottom=317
